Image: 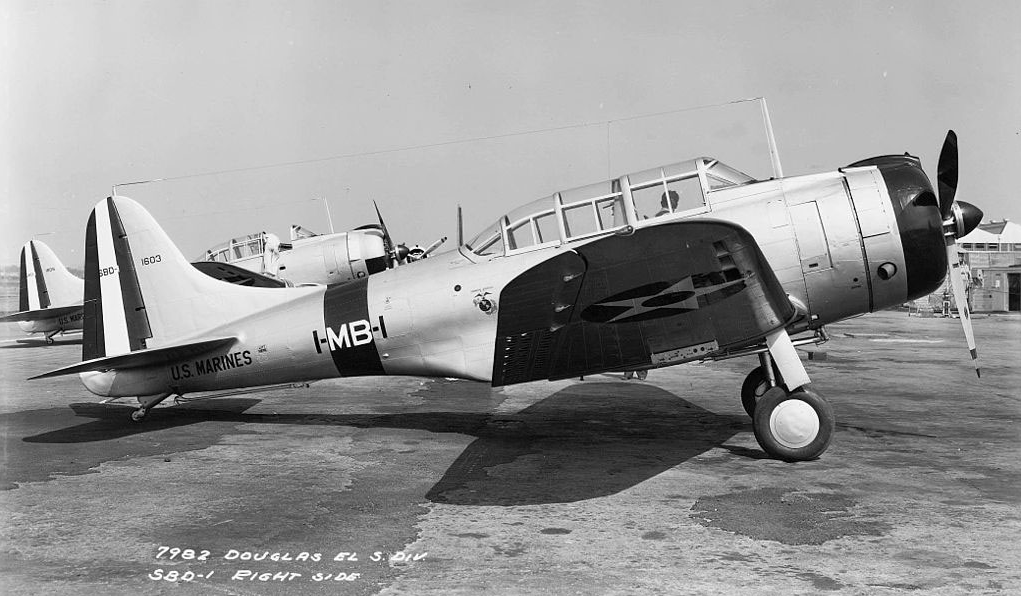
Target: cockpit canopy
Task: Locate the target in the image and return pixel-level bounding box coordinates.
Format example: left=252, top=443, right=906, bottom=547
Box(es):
left=464, top=157, right=755, bottom=258
left=203, top=232, right=271, bottom=263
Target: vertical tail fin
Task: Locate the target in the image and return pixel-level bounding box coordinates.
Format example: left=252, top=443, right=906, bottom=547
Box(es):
left=18, top=244, right=36, bottom=311
left=82, top=196, right=301, bottom=361
left=82, top=199, right=152, bottom=360
left=18, top=240, right=84, bottom=311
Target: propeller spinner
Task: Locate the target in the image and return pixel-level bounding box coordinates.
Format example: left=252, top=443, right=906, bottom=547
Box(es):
left=937, top=130, right=983, bottom=377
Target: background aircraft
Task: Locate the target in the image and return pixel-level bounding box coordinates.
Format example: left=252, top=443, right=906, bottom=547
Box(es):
left=196, top=217, right=446, bottom=287
left=1, top=239, right=288, bottom=343
left=0, top=240, right=85, bottom=343
left=3, top=218, right=430, bottom=341
left=33, top=131, right=981, bottom=462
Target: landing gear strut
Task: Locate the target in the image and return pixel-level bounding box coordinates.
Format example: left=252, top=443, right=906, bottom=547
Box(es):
left=740, top=352, right=784, bottom=417
left=44, top=329, right=62, bottom=344
left=130, top=392, right=174, bottom=422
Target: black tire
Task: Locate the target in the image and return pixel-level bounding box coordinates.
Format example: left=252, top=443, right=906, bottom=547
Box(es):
left=740, top=365, right=785, bottom=417
left=752, top=387, right=835, bottom=462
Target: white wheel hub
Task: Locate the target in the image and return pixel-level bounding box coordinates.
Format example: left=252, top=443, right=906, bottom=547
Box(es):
left=769, top=399, right=820, bottom=449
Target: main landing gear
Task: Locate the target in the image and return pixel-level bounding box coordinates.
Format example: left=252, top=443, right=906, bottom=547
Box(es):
left=740, top=329, right=835, bottom=462
left=750, top=384, right=834, bottom=462
left=740, top=353, right=783, bottom=417
left=130, top=391, right=174, bottom=422
left=44, top=329, right=62, bottom=344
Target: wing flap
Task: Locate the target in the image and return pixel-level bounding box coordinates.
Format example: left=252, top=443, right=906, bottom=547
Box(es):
left=29, top=336, right=237, bottom=379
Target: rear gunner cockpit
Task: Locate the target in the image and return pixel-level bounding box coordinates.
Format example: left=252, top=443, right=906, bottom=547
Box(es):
left=462, top=157, right=755, bottom=259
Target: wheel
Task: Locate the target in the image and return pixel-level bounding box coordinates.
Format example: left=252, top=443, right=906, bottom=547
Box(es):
left=130, top=408, right=147, bottom=422
left=636, top=370, right=648, bottom=380
left=752, top=386, right=834, bottom=462
left=740, top=365, right=785, bottom=417
left=623, top=371, right=634, bottom=380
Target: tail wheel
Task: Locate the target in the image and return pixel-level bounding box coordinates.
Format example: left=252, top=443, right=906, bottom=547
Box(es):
left=752, top=386, right=834, bottom=462
left=740, top=365, right=785, bottom=417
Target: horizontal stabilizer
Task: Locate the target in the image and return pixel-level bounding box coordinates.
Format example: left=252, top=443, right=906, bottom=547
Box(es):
left=0, top=304, right=83, bottom=323
left=30, top=336, right=237, bottom=380
left=191, top=261, right=288, bottom=288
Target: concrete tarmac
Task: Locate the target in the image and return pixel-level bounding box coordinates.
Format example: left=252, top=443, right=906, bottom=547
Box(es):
left=0, top=310, right=1018, bottom=595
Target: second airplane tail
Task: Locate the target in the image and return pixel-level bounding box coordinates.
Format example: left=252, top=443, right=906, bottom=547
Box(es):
left=18, top=240, right=83, bottom=311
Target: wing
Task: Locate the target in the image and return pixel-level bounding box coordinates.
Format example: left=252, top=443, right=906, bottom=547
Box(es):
left=492, top=219, right=795, bottom=386
left=0, top=304, right=83, bottom=323
left=190, top=261, right=288, bottom=288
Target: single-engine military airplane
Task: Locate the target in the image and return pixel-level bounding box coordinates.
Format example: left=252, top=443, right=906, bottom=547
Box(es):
left=1, top=240, right=85, bottom=343
left=196, top=217, right=446, bottom=287
left=33, top=131, right=981, bottom=462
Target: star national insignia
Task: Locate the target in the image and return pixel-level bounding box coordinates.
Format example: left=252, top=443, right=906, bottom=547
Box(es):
left=580, top=270, right=748, bottom=324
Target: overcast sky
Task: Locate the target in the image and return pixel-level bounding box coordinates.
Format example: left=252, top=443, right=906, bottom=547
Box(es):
left=3, top=0, right=1019, bottom=267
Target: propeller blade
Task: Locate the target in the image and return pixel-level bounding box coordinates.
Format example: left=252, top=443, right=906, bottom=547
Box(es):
left=937, top=130, right=958, bottom=220
left=423, top=236, right=447, bottom=256
left=945, top=240, right=980, bottom=377
left=373, top=200, right=397, bottom=267
left=456, top=205, right=464, bottom=246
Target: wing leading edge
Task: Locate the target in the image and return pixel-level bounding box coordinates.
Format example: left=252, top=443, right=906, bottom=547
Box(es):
left=493, top=219, right=795, bottom=385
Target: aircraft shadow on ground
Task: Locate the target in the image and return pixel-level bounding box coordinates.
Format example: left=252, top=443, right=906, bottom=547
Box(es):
left=19, top=383, right=749, bottom=505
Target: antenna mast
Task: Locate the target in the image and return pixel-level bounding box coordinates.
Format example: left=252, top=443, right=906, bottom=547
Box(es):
left=760, top=97, right=784, bottom=179
left=322, top=196, right=335, bottom=234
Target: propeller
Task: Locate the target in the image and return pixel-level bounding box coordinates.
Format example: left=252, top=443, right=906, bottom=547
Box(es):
left=936, top=130, right=983, bottom=377
left=373, top=201, right=399, bottom=268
